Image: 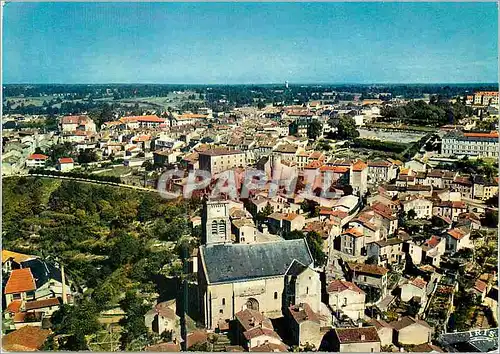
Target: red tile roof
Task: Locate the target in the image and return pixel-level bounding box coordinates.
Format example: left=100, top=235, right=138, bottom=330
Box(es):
left=2, top=325, right=51, bottom=351
left=410, top=277, right=427, bottom=290
left=447, top=227, right=470, bottom=240
left=342, top=228, right=364, bottom=238
left=352, top=159, right=368, bottom=172
left=335, top=327, right=380, bottom=344
left=288, top=303, right=320, bottom=324
left=120, top=115, right=164, bottom=123
left=474, top=279, right=488, bottom=293
left=327, top=280, right=364, bottom=294
left=58, top=157, right=74, bottom=164
left=24, top=297, right=61, bottom=311
left=347, top=262, right=389, bottom=276
left=390, top=316, right=431, bottom=331
left=4, top=268, right=36, bottom=294
left=6, top=300, right=23, bottom=313
left=243, top=326, right=281, bottom=341
left=463, top=131, right=499, bottom=138
left=27, top=154, right=48, bottom=160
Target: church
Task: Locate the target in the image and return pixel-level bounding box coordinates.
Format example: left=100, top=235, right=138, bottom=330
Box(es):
left=198, top=200, right=322, bottom=330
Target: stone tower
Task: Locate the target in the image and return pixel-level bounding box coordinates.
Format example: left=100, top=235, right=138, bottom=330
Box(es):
left=202, top=200, right=231, bottom=245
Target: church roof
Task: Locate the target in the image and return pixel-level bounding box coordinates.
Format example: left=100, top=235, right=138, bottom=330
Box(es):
left=200, top=239, right=313, bottom=284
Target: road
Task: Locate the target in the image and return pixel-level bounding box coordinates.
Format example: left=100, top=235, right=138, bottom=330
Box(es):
left=5, top=173, right=159, bottom=193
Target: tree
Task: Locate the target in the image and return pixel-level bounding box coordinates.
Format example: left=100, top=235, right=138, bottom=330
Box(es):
left=407, top=209, right=417, bottom=220
left=256, top=202, right=274, bottom=224
left=283, top=230, right=326, bottom=267
left=335, top=115, right=359, bottom=140
left=119, top=291, right=150, bottom=349
left=78, top=150, right=98, bottom=164
left=257, top=99, right=266, bottom=109
left=51, top=301, right=101, bottom=350
left=108, top=231, right=144, bottom=268
left=307, top=120, right=323, bottom=140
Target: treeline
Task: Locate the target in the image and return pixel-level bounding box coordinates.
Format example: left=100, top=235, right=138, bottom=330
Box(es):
left=380, top=98, right=473, bottom=126
left=29, top=168, right=121, bottom=184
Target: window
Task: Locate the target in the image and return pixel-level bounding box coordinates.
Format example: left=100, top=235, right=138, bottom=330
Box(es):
left=212, top=220, right=218, bottom=234
left=306, top=287, right=309, bottom=294
left=222, top=298, right=225, bottom=306
left=343, top=297, right=348, bottom=306
left=274, top=292, right=278, bottom=299
left=13, top=293, right=21, bottom=300
left=219, top=309, right=223, bottom=314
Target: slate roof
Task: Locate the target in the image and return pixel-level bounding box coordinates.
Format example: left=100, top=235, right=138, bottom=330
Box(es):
left=200, top=239, right=313, bottom=284
left=21, top=259, right=67, bottom=288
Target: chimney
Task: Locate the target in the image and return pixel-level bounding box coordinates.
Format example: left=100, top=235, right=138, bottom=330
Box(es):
left=358, top=322, right=363, bottom=328
left=61, top=263, right=67, bottom=304
left=360, top=334, right=366, bottom=341
left=376, top=314, right=381, bottom=321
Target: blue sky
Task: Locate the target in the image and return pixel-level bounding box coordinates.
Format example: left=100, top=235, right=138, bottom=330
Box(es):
left=3, top=2, right=498, bottom=84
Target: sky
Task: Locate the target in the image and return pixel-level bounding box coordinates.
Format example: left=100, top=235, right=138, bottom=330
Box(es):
left=3, top=2, right=498, bottom=84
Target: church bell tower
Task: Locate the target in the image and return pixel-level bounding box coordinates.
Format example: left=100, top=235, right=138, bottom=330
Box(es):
left=202, top=200, right=231, bottom=245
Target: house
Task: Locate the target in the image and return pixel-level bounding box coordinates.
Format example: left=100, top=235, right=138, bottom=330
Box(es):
left=389, top=316, right=432, bottom=346
left=57, top=157, right=74, bottom=172
left=346, top=263, right=389, bottom=301
left=366, top=238, right=405, bottom=266
left=367, top=160, right=398, bottom=184
left=350, top=160, right=368, bottom=196
left=144, top=301, right=180, bottom=340
left=401, top=196, right=433, bottom=219
left=445, top=226, right=472, bottom=254
left=119, top=115, right=165, bottom=130
left=26, top=154, right=49, bottom=169
left=326, top=280, right=365, bottom=321
left=421, top=235, right=446, bottom=267
left=4, top=268, right=37, bottom=307
left=2, top=250, right=37, bottom=275
left=286, top=303, right=322, bottom=349
left=400, top=277, right=427, bottom=305
left=232, top=218, right=257, bottom=244
left=433, top=201, right=467, bottom=222
left=472, top=279, right=488, bottom=302
left=340, top=228, right=365, bottom=257
left=320, top=326, right=381, bottom=352
left=60, top=115, right=96, bottom=132
left=198, top=148, right=246, bottom=175
left=368, top=318, right=393, bottom=347
left=145, top=342, right=181, bottom=352
left=234, top=309, right=284, bottom=350
left=20, top=258, right=72, bottom=303
left=2, top=325, right=51, bottom=351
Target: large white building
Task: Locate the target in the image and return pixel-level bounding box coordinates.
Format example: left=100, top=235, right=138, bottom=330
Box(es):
left=441, top=131, right=499, bottom=158
left=198, top=148, right=246, bottom=174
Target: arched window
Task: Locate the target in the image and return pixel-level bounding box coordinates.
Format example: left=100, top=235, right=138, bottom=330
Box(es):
left=218, top=221, right=226, bottom=235
left=222, top=298, right=225, bottom=306
left=306, top=287, right=309, bottom=295
left=211, top=220, right=218, bottom=234
left=274, top=292, right=278, bottom=299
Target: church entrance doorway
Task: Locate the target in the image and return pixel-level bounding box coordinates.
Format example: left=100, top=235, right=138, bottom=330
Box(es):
left=246, top=298, right=259, bottom=311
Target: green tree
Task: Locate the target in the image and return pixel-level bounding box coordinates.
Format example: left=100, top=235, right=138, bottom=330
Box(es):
left=51, top=301, right=101, bottom=351
left=119, top=291, right=150, bottom=349
left=307, top=120, right=323, bottom=140
left=335, top=115, right=359, bottom=140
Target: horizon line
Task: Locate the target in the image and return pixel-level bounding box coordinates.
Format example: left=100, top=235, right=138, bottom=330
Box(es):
left=3, top=82, right=499, bottom=86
